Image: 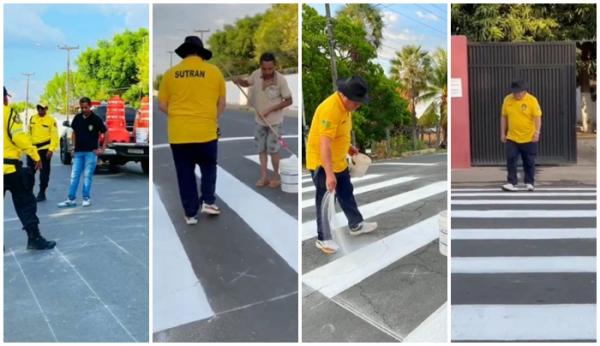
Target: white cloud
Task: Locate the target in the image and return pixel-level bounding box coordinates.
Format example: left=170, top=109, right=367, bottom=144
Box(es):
left=4, top=6, right=66, bottom=46
left=416, top=11, right=439, bottom=22
left=382, top=11, right=398, bottom=24
left=96, top=4, right=148, bottom=30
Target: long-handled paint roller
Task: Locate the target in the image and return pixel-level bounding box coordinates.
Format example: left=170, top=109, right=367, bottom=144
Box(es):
left=219, top=64, right=295, bottom=157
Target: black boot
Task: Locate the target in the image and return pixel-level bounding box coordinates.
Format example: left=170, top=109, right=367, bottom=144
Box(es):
left=36, top=190, right=46, bottom=202
left=27, top=235, right=56, bottom=250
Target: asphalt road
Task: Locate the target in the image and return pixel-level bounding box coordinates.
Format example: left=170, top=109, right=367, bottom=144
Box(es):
left=152, top=99, right=299, bottom=342
left=451, top=185, right=597, bottom=342
left=301, top=153, right=448, bottom=342
left=4, top=157, right=149, bottom=342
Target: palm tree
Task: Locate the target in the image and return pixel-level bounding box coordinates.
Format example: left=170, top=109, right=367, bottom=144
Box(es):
left=420, top=48, right=448, bottom=147
left=390, top=45, right=431, bottom=150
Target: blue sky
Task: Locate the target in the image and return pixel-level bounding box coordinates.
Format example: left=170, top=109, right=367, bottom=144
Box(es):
left=4, top=4, right=148, bottom=103
left=310, top=3, right=447, bottom=74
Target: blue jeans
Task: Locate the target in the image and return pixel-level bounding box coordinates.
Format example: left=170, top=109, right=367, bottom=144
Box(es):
left=311, top=167, right=364, bottom=241
left=506, top=140, right=537, bottom=185
left=67, top=151, right=97, bottom=200
left=170, top=141, right=218, bottom=217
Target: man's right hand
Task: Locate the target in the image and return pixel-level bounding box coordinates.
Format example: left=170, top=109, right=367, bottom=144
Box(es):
left=34, top=160, right=42, bottom=171
left=234, top=79, right=250, bottom=87
left=326, top=173, right=337, bottom=192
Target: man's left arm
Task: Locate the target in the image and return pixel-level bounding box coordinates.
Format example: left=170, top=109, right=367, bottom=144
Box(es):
left=98, top=119, right=108, bottom=155
left=532, top=99, right=542, bottom=143
left=49, top=118, right=59, bottom=154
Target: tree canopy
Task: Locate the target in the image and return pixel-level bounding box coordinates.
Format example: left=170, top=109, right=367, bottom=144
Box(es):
left=40, top=28, right=149, bottom=114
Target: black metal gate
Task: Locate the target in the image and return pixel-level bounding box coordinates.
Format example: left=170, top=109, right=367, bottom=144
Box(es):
left=468, top=42, right=577, bottom=165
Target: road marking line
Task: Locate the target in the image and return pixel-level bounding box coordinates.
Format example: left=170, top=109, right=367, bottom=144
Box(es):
left=244, top=154, right=296, bottom=171
left=452, top=192, right=595, bottom=197
left=403, top=303, right=447, bottom=342
left=301, top=174, right=383, bottom=193
left=4, top=207, right=149, bottom=223
left=373, top=162, right=439, bottom=166
left=153, top=135, right=299, bottom=149
left=104, top=235, right=148, bottom=268
left=55, top=247, right=137, bottom=341
left=451, top=256, right=596, bottom=273
left=10, top=251, right=59, bottom=342
left=302, top=181, right=446, bottom=240
left=452, top=209, right=596, bottom=218
left=152, top=185, right=214, bottom=333
left=452, top=304, right=596, bottom=341
left=204, top=166, right=298, bottom=271
left=301, top=176, right=418, bottom=209
left=333, top=295, right=403, bottom=341
left=451, top=228, right=596, bottom=240
left=452, top=199, right=596, bottom=205
left=303, top=216, right=439, bottom=297
left=453, top=187, right=596, bottom=192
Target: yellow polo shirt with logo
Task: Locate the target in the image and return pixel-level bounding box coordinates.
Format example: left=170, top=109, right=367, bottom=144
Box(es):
left=29, top=113, right=59, bottom=151
left=306, top=92, right=352, bottom=173
left=4, top=105, right=40, bottom=174
left=501, top=92, right=542, bottom=144
left=158, top=56, right=226, bottom=144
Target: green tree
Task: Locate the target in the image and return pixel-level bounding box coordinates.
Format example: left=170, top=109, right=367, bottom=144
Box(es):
left=390, top=45, right=432, bottom=150
left=337, top=4, right=384, bottom=49
left=420, top=48, right=448, bottom=146
left=254, top=4, right=298, bottom=68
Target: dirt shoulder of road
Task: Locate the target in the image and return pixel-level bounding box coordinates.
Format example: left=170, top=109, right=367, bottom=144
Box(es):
left=452, top=134, right=597, bottom=186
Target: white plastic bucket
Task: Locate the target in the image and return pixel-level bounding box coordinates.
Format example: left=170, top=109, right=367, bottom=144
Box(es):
left=135, top=128, right=149, bottom=144
left=439, top=210, right=448, bottom=256
left=280, top=155, right=298, bottom=193
left=348, top=153, right=371, bottom=178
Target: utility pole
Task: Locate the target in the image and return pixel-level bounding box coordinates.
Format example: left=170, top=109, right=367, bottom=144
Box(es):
left=58, top=44, right=79, bottom=120
left=167, top=50, right=174, bottom=68
left=193, top=29, right=211, bottom=41
left=22, top=72, right=34, bottom=127
left=325, top=4, right=338, bottom=92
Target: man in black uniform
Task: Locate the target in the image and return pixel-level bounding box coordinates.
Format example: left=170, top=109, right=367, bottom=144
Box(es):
left=3, top=87, right=56, bottom=250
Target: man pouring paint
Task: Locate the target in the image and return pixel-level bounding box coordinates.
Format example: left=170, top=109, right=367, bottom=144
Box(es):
left=159, top=36, right=226, bottom=225
left=305, top=76, right=377, bottom=254
left=234, top=52, right=293, bottom=188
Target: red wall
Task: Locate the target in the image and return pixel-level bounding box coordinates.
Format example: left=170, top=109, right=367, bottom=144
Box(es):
left=451, top=36, right=471, bottom=169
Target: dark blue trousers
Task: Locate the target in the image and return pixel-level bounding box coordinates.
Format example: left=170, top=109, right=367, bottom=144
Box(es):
left=506, top=140, right=537, bottom=185
left=311, top=167, right=363, bottom=241
left=171, top=140, right=217, bottom=217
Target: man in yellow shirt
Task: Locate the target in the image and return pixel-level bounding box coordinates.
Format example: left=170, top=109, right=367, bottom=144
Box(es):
left=306, top=76, right=377, bottom=254
left=3, top=87, right=56, bottom=250
left=159, top=36, right=226, bottom=225
left=500, top=80, right=542, bottom=192
left=27, top=104, right=59, bottom=202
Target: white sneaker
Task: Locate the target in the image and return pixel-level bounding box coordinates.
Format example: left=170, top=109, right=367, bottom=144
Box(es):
left=501, top=183, right=519, bottom=192
left=201, top=202, right=221, bottom=215
left=315, top=239, right=339, bottom=254
left=185, top=215, right=198, bottom=225
left=82, top=199, right=91, bottom=207
left=57, top=199, right=76, bottom=208
left=349, top=221, right=378, bottom=236
left=526, top=184, right=535, bottom=191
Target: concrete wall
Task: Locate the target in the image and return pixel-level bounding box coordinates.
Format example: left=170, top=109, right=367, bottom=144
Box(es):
left=225, top=73, right=298, bottom=110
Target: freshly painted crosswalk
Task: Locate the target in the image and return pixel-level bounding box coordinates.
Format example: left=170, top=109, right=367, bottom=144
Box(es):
left=302, top=156, right=447, bottom=342
left=451, top=186, right=597, bottom=342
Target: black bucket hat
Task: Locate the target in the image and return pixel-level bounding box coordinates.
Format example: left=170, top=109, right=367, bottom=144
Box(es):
left=336, top=76, right=369, bottom=103
left=175, top=36, right=212, bottom=60
left=510, top=79, right=528, bottom=93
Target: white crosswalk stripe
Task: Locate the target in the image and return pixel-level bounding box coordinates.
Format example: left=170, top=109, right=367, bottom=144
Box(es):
left=451, top=187, right=597, bottom=342
left=302, top=158, right=447, bottom=342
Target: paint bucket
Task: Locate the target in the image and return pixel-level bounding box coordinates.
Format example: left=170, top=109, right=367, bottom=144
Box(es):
left=135, top=128, right=149, bottom=144
left=348, top=153, right=371, bottom=178
left=280, top=155, right=298, bottom=193
left=439, top=210, right=447, bottom=256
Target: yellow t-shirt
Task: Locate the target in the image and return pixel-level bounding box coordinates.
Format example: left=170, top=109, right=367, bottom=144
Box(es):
left=159, top=56, right=226, bottom=144
left=501, top=92, right=542, bottom=144
left=29, top=114, right=59, bottom=151
left=306, top=92, right=352, bottom=173
left=4, top=106, right=40, bottom=174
